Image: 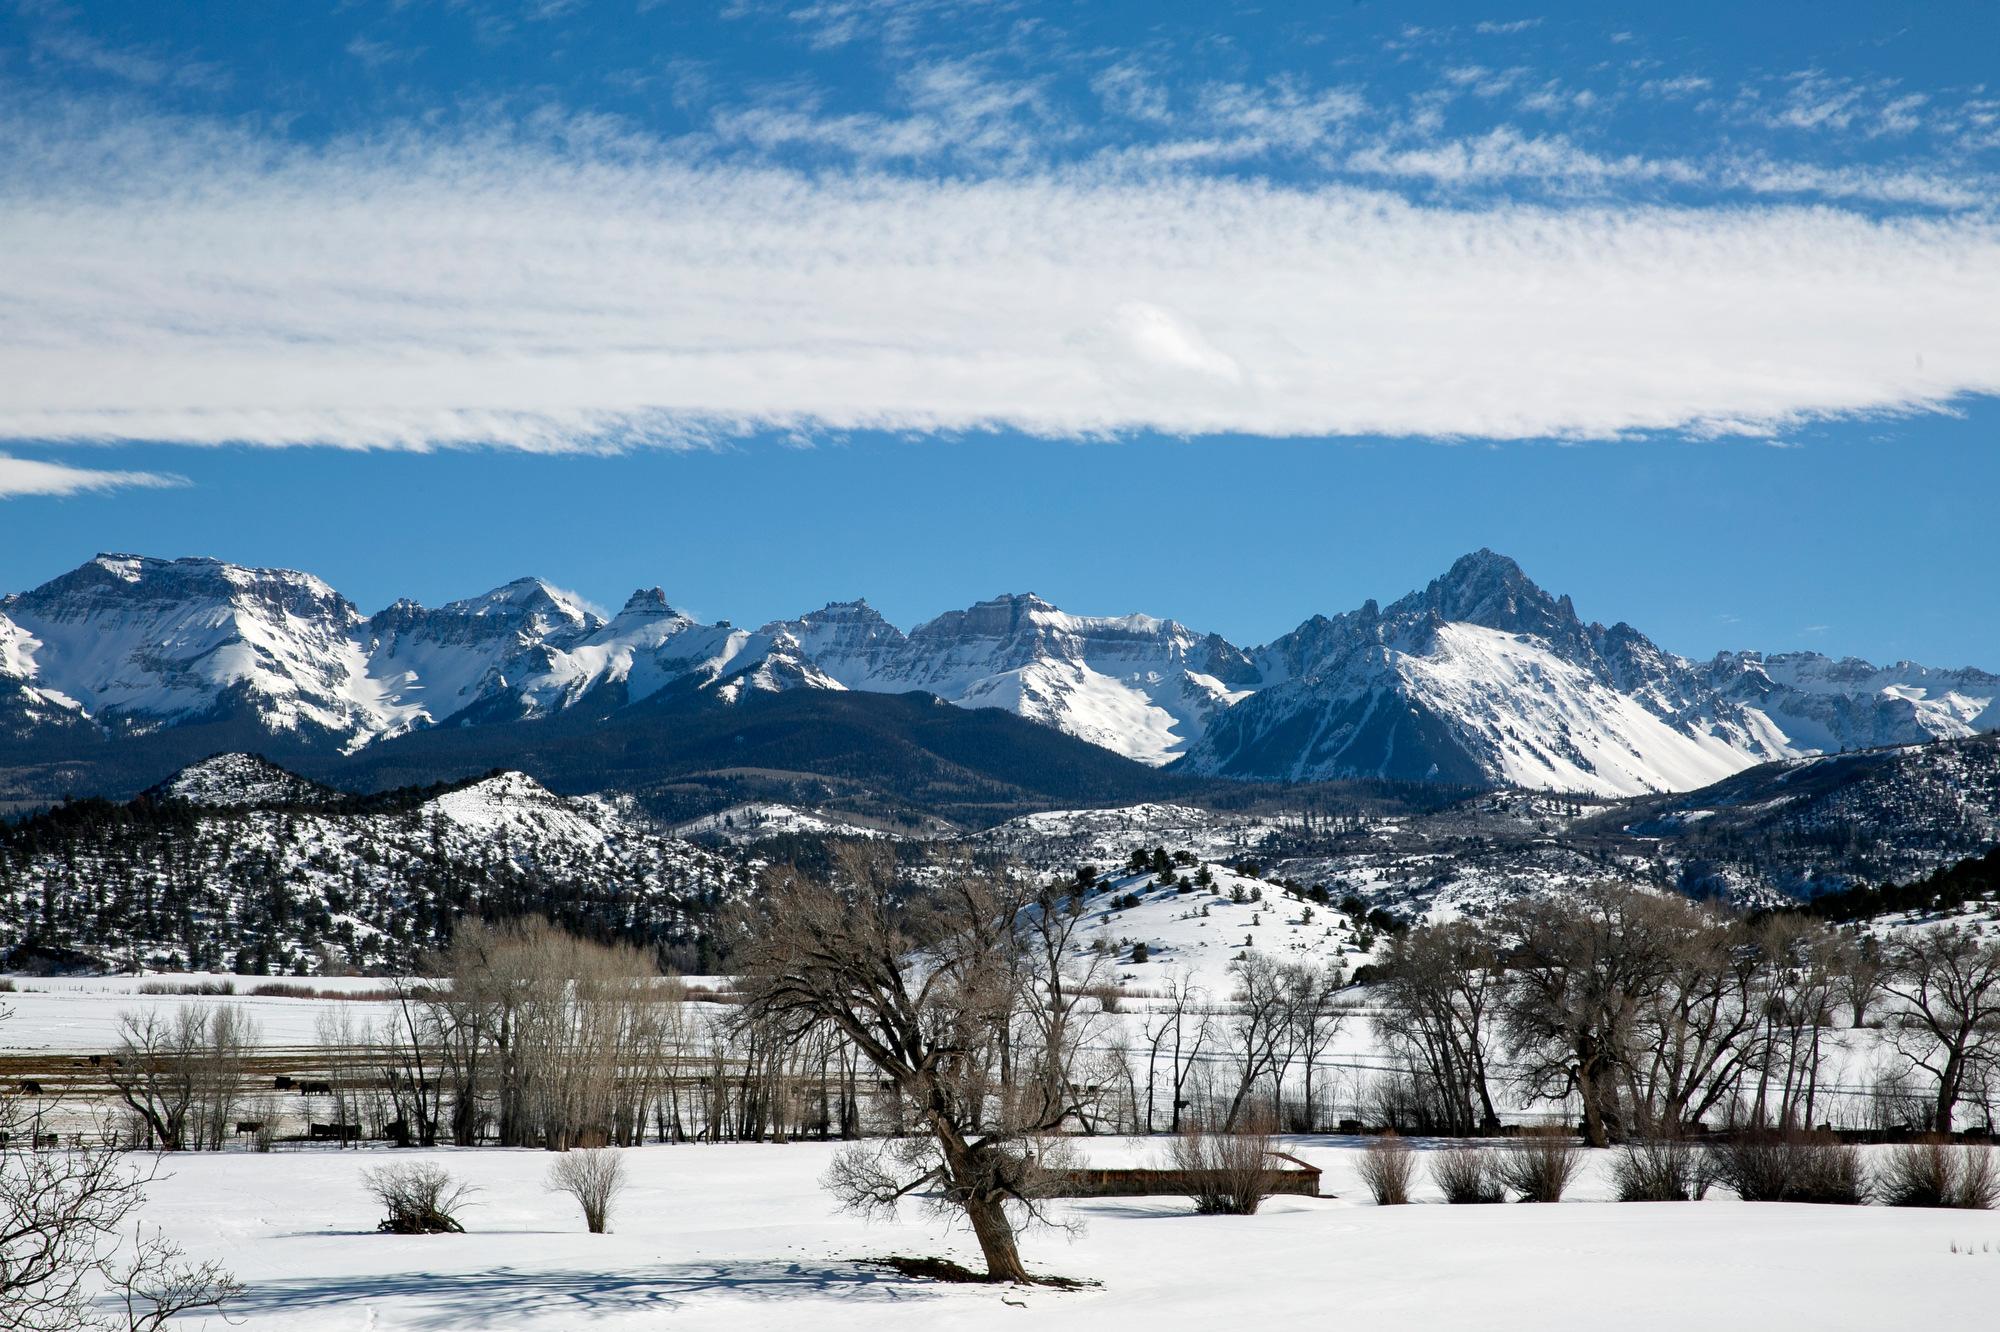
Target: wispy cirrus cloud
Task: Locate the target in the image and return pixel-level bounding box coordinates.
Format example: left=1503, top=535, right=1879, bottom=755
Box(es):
left=0, top=453, right=183, bottom=498
left=2, top=99, right=1997, bottom=455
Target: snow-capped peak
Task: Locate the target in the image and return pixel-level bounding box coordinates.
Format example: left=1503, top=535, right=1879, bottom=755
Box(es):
left=3, top=552, right=1995, bottom=798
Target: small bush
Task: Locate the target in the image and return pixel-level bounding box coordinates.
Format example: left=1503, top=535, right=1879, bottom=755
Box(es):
left=250, top=982, right=319, bottom=999
left=547, top=1148, right=628, bottom=1233
left=1612, top=1138, right=1710, bottom=1202
left=1431, top=1146, right=1505, bottom=1204
left=1708, top=1133, right=1867, bottom=1205
left=362, top=1162, right=477, bottom=1234
left=1495, top=1133, right=1588, bottom=1203
left=1166, top=1117, right=1279, bottom=1215
left=1356, top=1133, right=1415, bottom=1206
left=1876, top=1139, right=2000, bottom=1210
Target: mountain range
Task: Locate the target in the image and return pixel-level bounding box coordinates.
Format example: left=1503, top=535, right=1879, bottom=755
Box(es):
left=2, top=549, right=1994, bottom=804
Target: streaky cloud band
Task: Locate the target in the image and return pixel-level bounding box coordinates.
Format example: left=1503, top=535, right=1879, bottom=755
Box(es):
left=2, top=106, right=1997, bottom=452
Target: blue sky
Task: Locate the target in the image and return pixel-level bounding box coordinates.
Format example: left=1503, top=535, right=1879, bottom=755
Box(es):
left=2, top=1, right=1997, bottom=663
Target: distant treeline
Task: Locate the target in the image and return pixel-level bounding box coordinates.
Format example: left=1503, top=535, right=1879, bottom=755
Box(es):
left=1800, top=844, right=2000, bottom=924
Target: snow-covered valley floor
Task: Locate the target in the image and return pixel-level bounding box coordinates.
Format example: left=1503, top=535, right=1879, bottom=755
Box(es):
left=116, top=1138, right=2000, bottom=1331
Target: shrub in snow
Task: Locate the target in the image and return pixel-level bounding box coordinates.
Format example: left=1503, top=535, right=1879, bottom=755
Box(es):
left=362, top=1162, right=477, bottom=1234
left=1166, top=1117, right=1278, bottom=1216
left=1356, top=1133, right=1415, bottom=1206
left=1494, top=1133, right=1588, bottom=1203
left=546, top=1148, right=628, bottom=1233
left=1707, top=1133, right=1867, bottom=1205
left=1431, top=1146, right=1505, bottom=1204
left=1611, top=1138, right=1711, bottom=1202
left=1876, top=1139, right=1999, bottom=1210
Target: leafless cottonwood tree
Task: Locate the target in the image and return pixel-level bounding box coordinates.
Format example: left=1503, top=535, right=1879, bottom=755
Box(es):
left=1139, top=968, right=1211, bottom=1134
left=1881, top=926, right=2000, bottom=1132
left=1627, top=899, right=1759, bottom=1136
left=736, top=846, right=1084, bottom=1284
left=1498, top=883, right=1687, bottom=1146
left=1218, top=953, right=1292, bottom=1131
left=1835, top=933, right=1888, bottom=1029
left=1749, top=916, right=1845, bottom=1131
left=1375, top=922, right=1503, bottom=1134
left=1010, top=884, right=1114, bottom=1134
left=415, top=919, right=682, bottom=1149
left=1278, top=960, right=1348, bottom=1131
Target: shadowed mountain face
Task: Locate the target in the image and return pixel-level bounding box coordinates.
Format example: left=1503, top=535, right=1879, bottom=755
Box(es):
left=3, top=550, right=1995, bottom=806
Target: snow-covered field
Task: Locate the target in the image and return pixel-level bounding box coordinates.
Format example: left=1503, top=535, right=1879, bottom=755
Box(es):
left=0, top=974, right=401, bottom=1051
left=116, top=1138, right=2000, bottom=1331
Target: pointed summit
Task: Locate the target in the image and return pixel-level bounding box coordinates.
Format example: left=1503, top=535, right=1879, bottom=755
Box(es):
left=1401, top=549, right=1582, bottom=642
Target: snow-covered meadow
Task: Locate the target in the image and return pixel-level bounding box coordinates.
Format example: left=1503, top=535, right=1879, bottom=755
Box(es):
left=117, top=1137, right=2000, bottom=1332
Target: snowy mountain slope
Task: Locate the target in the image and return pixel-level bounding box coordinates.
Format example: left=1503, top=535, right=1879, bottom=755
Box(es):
left=361, top=577, right=605, bottom=729
left=148, top=752, right=334, bottom=808
left=4, top=550, right=1997, bottom=799
left=1, top=555, right=394, bottom=747
left=1705, top=651, right=1998, bottom=754
left=671, top=801, right=912, bottom=843
left=1059, top=862, right=1367, bottom=993
left=1183, top=550, right=1996, bottom=796
left=763, top=593, right=1253, bottom=765
left=0, top=560, right=833, bottom=760
left=0, top=759, right=738, bottom=973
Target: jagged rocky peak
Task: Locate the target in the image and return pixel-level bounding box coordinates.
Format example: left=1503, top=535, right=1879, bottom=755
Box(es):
left=13, top=553, right=359, bottom=625
left=616, top=587, right=679, bottom=618
left=760, top=599, right=908, bottom=675
left=1394, top=548, right=1583, bottom=640
left=370, top=576, right=601, bottom=650
left=911, top=592, right=1062, bottom=642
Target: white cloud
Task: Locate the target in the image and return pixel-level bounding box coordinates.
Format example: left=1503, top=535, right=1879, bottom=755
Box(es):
left=1, top=106, right=1998, bottom=450
left=1346, top=126, right=1698, bottom=186
left=0, top=453, right=182, bottom=498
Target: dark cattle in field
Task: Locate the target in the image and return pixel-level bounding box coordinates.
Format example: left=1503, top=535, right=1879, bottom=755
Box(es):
left=273, top=1076, right=294, bottom=1089
left=300, top=1080, right=334, bottom=1096
left=308, top=1122, right=361, bottom=1141
left=236, top=1121, right=264, bottom=1135
left=18, top=1079, right=42, bottom=1095
left=34, top=1133, right=60, bottom=1149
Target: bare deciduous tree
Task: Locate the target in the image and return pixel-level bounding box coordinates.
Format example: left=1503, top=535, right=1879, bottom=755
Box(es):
left=1139, top=968, right=1211, bottom=1135
left=1881, top=927, right=2000, bottom=1132
left=1498, top=884, right=1685, bottom=1147
left=105, top=1005, right=260, bottom=1152
left=1217, top=953, right=1291, bottom=1131
left=1375, top=922, right=1502, bottom=1135
left=736, top=847, right=1081, bottom=1283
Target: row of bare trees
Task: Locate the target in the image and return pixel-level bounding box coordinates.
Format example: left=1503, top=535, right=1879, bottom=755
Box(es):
left=1372, top=883, right=2000, bottom=1145
left=106, top=1007, right=261, bottom=1151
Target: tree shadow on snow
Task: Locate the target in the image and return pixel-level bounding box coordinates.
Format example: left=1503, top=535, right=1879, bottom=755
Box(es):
left=229, top=1259, right=936, bottom=1326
